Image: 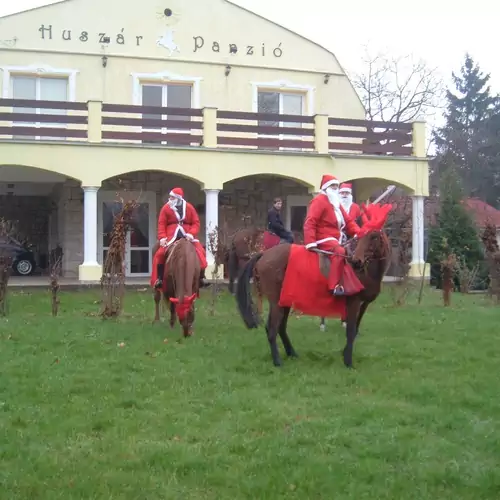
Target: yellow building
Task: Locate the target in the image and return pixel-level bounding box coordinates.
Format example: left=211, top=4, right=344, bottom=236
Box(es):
left=0, top=0, right=428, bottom=282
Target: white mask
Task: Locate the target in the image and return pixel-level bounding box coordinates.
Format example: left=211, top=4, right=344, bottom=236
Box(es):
left=325, top=186, right=341, bottom=208
left=340, top=193, right=353, bottom=210
left=324, top=186, right=345, bottom=229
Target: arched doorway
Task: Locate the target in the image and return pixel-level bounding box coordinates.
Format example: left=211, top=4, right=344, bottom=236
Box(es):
left=99, top=171, right=202, bottom=278
left=0, top=165, right=81, bottom=277
left=220, top=174, right=311, bottom=236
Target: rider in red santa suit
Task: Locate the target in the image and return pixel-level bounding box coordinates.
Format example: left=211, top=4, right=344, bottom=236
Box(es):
left=303, top=174, right=361, bottom=296
left=339, top=183, right=362, bottom=225
left=153, top=187, right=206, bottom=290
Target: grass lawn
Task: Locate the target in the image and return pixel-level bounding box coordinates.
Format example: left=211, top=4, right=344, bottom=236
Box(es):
left=1, top=285, right=500, bottom=499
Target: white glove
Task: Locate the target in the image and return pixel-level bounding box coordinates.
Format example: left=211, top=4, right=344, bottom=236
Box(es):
left=160, top=238, right=168, bottom=247
left=185, top=233, right=194, bottom=241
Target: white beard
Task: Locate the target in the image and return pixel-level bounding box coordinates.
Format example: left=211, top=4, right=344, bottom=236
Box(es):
left=340, top=194, right=353, bottom=213
left=324, top=187, right=345, bottom=229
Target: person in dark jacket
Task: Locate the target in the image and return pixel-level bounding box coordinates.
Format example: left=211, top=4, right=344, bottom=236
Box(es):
left=267, top=198, right=294, bottom=243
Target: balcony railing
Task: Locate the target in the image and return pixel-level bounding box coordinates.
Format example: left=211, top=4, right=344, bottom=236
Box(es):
left=0, top=98, right=423, bottom=156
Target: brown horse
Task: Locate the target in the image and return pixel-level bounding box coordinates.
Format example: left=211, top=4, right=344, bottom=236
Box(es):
left=235, top=228, right=391, bottom=368
left=153, top=238, right=201, bottom=337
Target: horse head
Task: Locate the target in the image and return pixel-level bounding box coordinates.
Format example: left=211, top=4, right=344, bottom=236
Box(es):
left=167, top=238, right=199, bottom=336
left=351, top=203, right=393, bottom=271
left=351, top=230, right=390, bottom=268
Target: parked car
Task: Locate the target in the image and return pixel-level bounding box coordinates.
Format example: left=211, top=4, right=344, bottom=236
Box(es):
left=0, top=237, right=37, bottom=276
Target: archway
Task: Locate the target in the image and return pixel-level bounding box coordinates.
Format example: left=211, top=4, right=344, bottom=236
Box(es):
left=99, top=171, right=203, bottom=278
left=345, top=177, right=423, bottom=279
left=220, top=174, right=311, bottom=236
left=0, top=165, right=82, bottom=277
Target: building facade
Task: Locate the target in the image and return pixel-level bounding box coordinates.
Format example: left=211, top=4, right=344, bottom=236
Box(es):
left=0, top=0, right=429, bottom=281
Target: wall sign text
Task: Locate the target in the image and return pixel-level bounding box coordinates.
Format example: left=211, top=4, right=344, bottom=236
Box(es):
left=37, top=24, right=284, bottom=57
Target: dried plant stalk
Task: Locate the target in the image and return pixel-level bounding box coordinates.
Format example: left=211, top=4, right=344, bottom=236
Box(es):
left=49, top=255, right=62, bottom=316
left=0, top=218, right=17, bottom=317
left=100, top=199, right=138, bottom=318
left=441, top=253, right=456, bottom=307
left=481, top=221, right=500, bottom=302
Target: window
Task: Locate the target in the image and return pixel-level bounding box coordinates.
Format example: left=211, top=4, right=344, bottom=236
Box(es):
left=141, top=83, right=192, bottom=144
left=11, top=75, right=68, bottom=140
left=257, top=90, right=305, bottom=150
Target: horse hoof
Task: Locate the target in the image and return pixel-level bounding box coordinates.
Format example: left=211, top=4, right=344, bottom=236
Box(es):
left=288, top=352, right=299, bottom=359
left=319, top=324, right=326, bottom=332
left=273, top=360, right=282, bottom=367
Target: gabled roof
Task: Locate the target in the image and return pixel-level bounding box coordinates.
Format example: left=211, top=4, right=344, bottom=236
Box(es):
left=0, top=0, right=67, bottom=19
left=0, top=0, right=345, bottom=72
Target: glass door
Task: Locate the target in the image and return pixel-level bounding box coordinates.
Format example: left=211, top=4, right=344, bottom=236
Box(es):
left=100, top=196, right=155, bottom=277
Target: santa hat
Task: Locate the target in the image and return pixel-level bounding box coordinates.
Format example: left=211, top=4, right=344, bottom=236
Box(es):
left=169, top=187, right=184, bottom=200
left=320, top=175, right=339, bottom=191
left=339, top=183, right=352, bottom=194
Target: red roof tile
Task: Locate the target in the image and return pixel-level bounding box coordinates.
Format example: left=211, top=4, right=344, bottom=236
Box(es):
left=387, top=196, right=500, bottom=228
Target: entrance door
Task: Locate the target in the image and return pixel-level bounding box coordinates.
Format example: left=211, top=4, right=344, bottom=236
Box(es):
left=98, top=191, right=156, bottom=277
left=286, top=195, right=312, bottom=241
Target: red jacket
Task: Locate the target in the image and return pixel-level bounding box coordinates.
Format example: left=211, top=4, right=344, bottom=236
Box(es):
left=158, top=201, right=200, bottom=246
left=347, top=202, right=362, bottom=221
left=304, top=193, right=360, bottom=248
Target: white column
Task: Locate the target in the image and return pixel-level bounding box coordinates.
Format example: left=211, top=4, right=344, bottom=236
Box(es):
left=411, top=195, right=425, bottom=267
left=82, top=186, right=99, bottom=265
left=204, top=189, right=220, bottom=264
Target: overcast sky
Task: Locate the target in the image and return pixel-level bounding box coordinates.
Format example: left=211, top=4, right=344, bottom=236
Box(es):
left=2, top=0, right=499, bottom=94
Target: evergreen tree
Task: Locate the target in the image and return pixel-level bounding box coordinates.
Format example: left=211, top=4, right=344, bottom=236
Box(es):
left=428, top=168, right=485, bottom=288
left=433, top=54, right=500, bottom=206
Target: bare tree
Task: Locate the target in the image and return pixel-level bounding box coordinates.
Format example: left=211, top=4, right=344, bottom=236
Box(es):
left=352, top=47, right=444, bottom=125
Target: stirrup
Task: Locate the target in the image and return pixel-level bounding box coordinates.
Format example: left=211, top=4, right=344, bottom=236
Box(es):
left=154, top=279, right=163, bottom=289
left=332, top=285, right=345, bottom=296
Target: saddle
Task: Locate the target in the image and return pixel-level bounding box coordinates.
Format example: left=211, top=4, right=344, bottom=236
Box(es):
left=311, top=239, right=356, bottom=280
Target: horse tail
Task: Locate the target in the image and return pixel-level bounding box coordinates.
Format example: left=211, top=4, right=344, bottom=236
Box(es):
left=236, top=252, right=263, bottom=329
left=227, top=243, right=239, bottom=294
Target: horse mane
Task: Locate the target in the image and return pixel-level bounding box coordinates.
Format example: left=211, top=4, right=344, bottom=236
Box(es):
left=168, top=239, right=198, bottom=298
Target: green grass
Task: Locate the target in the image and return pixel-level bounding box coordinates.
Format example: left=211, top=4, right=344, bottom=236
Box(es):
left=1, top=286, right=500, bottom=499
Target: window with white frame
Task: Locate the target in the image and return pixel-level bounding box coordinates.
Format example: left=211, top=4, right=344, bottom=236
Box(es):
left=11, top=75, right=68, bottom=140
left=257, top=90, right=305, bottom=149
left=141, top=83, right=192, bottom=143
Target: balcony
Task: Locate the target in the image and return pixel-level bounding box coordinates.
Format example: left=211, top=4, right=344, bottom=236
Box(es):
left=0, top=98, right=423, bottom=154
left=0, top=98, right=428, bottom=195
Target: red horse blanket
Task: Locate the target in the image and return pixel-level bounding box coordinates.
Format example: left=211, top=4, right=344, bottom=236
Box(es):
left=279, top=244, right=364, bottom=318
left=262, top=231, right=281, bottom=250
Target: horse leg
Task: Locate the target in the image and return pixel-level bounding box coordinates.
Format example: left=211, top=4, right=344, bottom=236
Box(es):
left=184, top=307, right=195, bottom=337
left=319, top=317, right=326, bottom=332
left=169, top=301, right=176, bottom=328
left=278, top=307, right=298, bottom=358
left=343, top=297, right=362, bottom=368
left=356, top=301, right=369, bottom=336
left=153, top=289, right=161, bottom=322
left=266, top=305, right=283, bottom=367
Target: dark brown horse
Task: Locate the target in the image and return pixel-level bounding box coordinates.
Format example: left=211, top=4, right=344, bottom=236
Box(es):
left=153, top=238, right=201, bottom=337
left=235, top=228, right=391, bottom=368
left=226, top=227, right=305, bottom=294
left=226, top=227, right=264, bottom=294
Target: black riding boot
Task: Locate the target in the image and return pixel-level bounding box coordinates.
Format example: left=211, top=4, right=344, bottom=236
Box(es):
left=154, top=263, right=165, bottom=289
